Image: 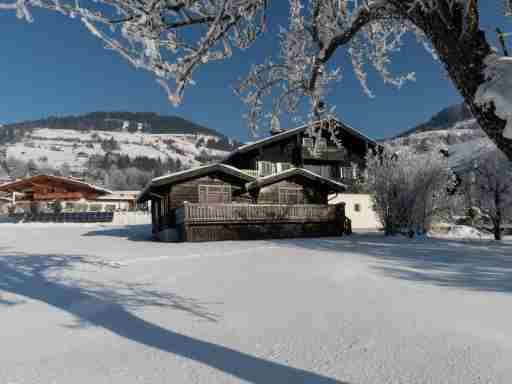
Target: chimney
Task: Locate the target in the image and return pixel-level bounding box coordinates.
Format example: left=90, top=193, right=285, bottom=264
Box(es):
left=270, top=115, right=284, bottom=136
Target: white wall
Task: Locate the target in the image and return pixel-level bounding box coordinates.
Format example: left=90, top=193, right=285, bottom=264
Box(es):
left=112, top=211, right=151, bottom=226
left=329, top=193, right=381, bottom=231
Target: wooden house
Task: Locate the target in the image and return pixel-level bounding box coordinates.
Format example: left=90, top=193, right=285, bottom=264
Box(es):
left=137, top=163, right=348, bottom=242
left=223, top=118, right=378, bottom=189
left=224, top=118, right=383, bottom=230
left=0, top=175, right=111, bottom=205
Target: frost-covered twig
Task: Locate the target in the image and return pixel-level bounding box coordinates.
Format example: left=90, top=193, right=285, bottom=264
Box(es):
left=0, top=0, right=268, bottom=105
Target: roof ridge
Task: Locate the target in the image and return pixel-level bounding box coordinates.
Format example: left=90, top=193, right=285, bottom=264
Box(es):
left=225, top=118, right=376, bottom=160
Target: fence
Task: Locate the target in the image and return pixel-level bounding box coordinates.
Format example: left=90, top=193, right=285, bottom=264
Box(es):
left=178, top=203, right=337, bottom=224
left=162, top=202, right=350, bottom=242
left=9, top=212, right=114, bottom=223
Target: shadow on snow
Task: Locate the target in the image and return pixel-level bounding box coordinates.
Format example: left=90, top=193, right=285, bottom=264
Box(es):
left=82, top=224, right=153, bottom=242
left=276, top=233, right=512, bottom=294
left=0, top=249, right=346, bottom=384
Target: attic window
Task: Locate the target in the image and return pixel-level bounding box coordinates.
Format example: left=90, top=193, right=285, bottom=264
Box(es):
left=279, top=187, right=304, bottom=204
left=198, top=184, right=231, bottom=204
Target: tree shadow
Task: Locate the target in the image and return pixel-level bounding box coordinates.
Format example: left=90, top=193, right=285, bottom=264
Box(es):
left=82, top=224, right=153, bottom=242
left=0, top=250, right=347, bottom=383
left=275, top=234, right=512, bottom=294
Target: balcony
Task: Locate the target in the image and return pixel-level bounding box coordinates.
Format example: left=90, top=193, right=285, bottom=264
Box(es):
left=176, top=203, right=338, bottom=225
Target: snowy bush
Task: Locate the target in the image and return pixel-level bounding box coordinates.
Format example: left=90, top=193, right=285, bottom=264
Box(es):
left=365, top=146, right=453, bottom=236
left=461, top=149, right=512, bottom=240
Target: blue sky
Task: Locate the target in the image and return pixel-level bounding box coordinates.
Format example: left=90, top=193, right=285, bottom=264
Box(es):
left=0, top=3, right=508, bottom=141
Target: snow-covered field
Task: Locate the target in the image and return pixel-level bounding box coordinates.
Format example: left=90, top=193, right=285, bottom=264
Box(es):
left=1, top=225, right=512, bottom=383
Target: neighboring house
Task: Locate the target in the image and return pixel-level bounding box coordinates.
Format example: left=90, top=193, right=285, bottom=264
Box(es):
left=137, top=163, right=348, bottom=242
left=0, top=175, right=136, bottom=213
left=329, top=193, right=380, bottom=231
left=224, top=118, right=382, bottom=230
left=95, top=191, right=139, bottom=211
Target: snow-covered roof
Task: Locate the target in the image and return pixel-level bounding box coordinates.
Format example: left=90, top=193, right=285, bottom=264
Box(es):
left=226, top=118, right=377, bottom=160
left=137, top=163, right=255, bottom=202
left=245, top=168, right=347, bottom=193
left=0, top=175, right=112, bottom=195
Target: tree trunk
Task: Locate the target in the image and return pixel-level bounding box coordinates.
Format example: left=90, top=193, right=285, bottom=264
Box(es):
left=494, top=190, right=503, bottom=240
left=494, top=222, right=502, bottom=241
left=408, top=8, right=512, bottom=160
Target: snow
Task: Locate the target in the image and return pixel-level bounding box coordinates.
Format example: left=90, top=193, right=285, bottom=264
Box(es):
left=1, top=225, right=512, bottom=383
left=447, top=137, right=496, bottom=170
left=475, top=54, right=512, bottom=140
left=434, top=225, right=486, bottom=239
left=6, top=128, right=230, bottom=171
left=387, top=120, right=494, bottom=172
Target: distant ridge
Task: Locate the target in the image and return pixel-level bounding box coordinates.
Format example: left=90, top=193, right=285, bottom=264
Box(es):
left=0, top=112, right=225, bottom=138
left=395, top=103, right=476, bottom=138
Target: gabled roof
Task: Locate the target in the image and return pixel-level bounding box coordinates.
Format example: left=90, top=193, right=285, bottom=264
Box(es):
left=0, top=175, right=112, bottom=195
left=225, top=118, right=378, bottom=160
left=245, top=168, right=347, bottom=193
left=137, top=163, right=255, bottom=202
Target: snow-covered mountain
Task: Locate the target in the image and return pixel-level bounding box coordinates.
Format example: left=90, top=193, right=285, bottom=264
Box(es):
left=0, top=112, right=239, bottom=176
left=386, top=103, right=495, bottom=172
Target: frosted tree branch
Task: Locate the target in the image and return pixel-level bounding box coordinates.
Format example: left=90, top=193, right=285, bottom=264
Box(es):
left=2, top=0, right=512, bottom=156
left=0, top=0, right=268, bottom=105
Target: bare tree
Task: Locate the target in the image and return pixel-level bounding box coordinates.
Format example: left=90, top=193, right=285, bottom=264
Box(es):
left=470, top=149, right=512, bottom=240
left=366, top=145, right=452, bottom=236
left=1, top=1, right=512, bottom=159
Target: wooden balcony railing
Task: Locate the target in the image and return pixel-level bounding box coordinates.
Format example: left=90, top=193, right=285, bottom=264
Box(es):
left=176, top=203, right=337, bottom=225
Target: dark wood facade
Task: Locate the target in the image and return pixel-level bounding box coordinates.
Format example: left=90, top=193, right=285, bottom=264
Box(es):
left=138, top=163, right=349, bottom=241
left=223, top=118, right=378, bottom=190
left=139, top=117, right=377, bottom=242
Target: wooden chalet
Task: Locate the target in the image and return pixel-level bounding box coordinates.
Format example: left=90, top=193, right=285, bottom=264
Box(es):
left=0, top=175, right=111, bottom=203
left=223, top=117, right=378, bottom=189
left=137, top=163, right=348, bottom=242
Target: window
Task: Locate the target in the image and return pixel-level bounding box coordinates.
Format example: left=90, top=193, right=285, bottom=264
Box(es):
left=306, top=164, right=337, bottom=179
left=320, top=165, right=331, bottom=178
left=279, top=162, right=293, bottom=172
left=305, top=164, right=322, bottom=175
left=354, top=203, right=361, bottom=212
left=258, top=161, right=276, bottom=176
left=315, top=138, right=327, bottom=151
left=198, top=184, right=231, bottom=204
left=330, top=165, right=341, bottom=179
left=279, top=187, right=304, bottom=204
left=341, top=166, right=354, bottom=179
left=302, top=138, right=314, bottom=148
